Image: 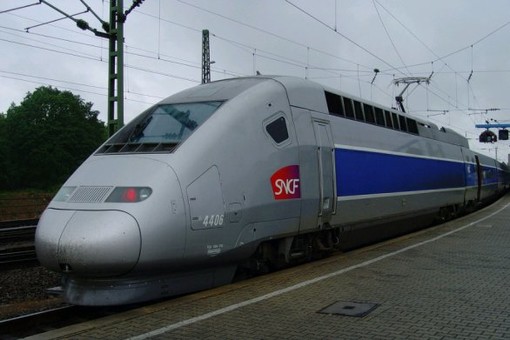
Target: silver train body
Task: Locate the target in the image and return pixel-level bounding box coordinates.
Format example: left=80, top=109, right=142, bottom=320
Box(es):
left=35, top=76, right=509, bottom=305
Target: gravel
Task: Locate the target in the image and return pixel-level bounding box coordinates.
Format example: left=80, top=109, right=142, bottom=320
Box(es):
left=0, top=265, right=65, bottom=320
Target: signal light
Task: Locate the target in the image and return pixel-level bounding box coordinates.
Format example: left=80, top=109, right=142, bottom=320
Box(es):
left=106, top=187, right=152, bottom=203
left=479, top=130, right=497, bottom=143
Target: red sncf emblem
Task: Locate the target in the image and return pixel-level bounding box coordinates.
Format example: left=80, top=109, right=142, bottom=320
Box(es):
left=271, top=165, right=301, bottom=200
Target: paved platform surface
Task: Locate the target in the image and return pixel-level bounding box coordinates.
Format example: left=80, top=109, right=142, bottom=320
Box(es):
left=31, top=195, right=510, bottom=339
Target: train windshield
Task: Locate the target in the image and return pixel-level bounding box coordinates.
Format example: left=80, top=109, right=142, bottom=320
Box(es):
left=97, top=101, right=223, bottom=153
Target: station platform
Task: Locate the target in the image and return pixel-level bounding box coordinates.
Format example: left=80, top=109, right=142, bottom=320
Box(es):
left=30, top=195, right=510, bottom=339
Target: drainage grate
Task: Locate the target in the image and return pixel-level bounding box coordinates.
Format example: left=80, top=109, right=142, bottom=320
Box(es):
left=318, top=301, right=379, bottom=317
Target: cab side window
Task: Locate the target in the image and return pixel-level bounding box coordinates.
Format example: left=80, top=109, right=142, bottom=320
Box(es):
left=265, top=116, right=289, bottom=144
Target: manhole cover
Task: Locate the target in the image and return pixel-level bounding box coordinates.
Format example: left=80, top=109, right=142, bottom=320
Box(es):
left=318, top=301, right=379, bottom=317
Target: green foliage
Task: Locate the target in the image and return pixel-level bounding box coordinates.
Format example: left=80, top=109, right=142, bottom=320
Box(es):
left=0, top=113, right=9, bottom=188
left=1, top=86, right=107, bottom=190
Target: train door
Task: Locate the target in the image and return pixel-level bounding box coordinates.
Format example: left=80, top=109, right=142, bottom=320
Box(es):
left=475, top=155, right=482, bottom=201
left=312, top=120, right=336, bottom=225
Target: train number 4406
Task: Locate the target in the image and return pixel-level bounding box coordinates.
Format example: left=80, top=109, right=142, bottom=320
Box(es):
left=202, top=214, right=224, bottom=227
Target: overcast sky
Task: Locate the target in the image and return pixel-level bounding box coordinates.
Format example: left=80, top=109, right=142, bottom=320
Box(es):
left=1, top=0, right=510, bottom=161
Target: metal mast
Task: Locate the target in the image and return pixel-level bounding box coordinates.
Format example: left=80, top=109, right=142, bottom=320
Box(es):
left=107, top=0, right=124, bottom=136
left=202, top=29, right=211, bottom=84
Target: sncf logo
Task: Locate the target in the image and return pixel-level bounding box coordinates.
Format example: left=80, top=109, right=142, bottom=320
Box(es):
left=271, top=165, right=301, bottom=200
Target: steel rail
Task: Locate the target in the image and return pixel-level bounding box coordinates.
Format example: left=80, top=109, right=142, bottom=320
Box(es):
left=0, top=219, right=38, bottom=266
left=0, top=248, right=37, bottom=264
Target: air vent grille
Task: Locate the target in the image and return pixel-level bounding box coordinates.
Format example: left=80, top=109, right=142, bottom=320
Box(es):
left=68, top=186, right=113, bottom=203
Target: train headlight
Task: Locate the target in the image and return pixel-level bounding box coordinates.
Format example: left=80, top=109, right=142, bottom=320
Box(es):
left=106, top=187, right=153, bottom=203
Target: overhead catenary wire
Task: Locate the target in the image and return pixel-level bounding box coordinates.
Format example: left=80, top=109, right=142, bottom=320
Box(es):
left=139, top=1, right=399, bottom=104
left=0, top=2, right=41, bottom=14
left=0, top=36, right=101, bottom=62
left=0, top=69, right=106, bottom=91
left=0, top=68, right=165, bottom=101
left=369, top=0, right=510, bottom=121
left=377, top=13, right=510, bottom=78
left=0, top=73, right=161, bottom=107
left=123, top=5, right=365, bottom=81
left=358, top=2, right=473, bottom=113
left=4, top=1, right=509, bottom=95
left=372, top=0, right=464, bottom=81
left=0, top=1, right=428, bottom=97
left=437, top=19, right=510, bottom=63
left=0, top=4, right=479, bottom=120
left=171, top=0, right=374, bottom=71
left=0, top=25, right=242, bottom=80
left=279, top=1, right=476, bottom=122
left=283, top=0, right=406, bottom=77
left=371, top=0, right=410, bottom=75
left=6, top=11, right=103, bottom=40
left=2, top=21, right=243, bottom=79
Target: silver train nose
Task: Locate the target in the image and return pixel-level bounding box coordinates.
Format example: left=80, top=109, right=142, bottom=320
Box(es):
left=36, top=209, right=141, bottom=276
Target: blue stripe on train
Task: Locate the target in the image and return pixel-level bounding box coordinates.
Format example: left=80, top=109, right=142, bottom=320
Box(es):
left=335, top=148, right=466, bottom=197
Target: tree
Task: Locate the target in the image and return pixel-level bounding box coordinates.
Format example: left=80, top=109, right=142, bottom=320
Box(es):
left=0, top=112, right=10, bottom=189
left=2, top=87, right=107, bottom=190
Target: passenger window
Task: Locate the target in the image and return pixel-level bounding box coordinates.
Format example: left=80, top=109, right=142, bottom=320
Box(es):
left=399, top=115, right=408, bottom=132
left=353, top=100, right=364, bottom=121
left=384, top=110, right=393, bottom=128
left=343, top=97, right=355, bottom=119
left=265, top=116, right=289, bottom=144
left=392, top=112, right=400, bottom=130
left=407, top=118, right=419, bottom=134
left=325, top=91, right=343, bottom=117
left=364, top=104, right=375, bottom=124
left=374, top=107, right=385, bottom=126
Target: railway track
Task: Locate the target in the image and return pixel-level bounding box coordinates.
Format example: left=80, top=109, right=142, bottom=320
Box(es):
left=0, top=247, right=38, bottom=264
left=0, top=219, right=39, bottom=230
left=0, top=305, right=75, bottom=338
left=0, top=219, right=39, bottom=266
left=0, top=302, right=147, bottom=338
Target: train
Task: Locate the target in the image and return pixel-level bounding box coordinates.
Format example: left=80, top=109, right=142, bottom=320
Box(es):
left=35, top=75, right=509, bottom=306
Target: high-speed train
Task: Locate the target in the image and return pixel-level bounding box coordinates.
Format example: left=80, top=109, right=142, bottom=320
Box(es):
left=35, top=76, right=509, bottom=306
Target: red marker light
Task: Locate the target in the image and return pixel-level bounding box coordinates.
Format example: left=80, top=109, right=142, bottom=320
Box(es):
left=106, top=187, right=152, bottom=203
left=123, top=188, right=138, bottom=202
